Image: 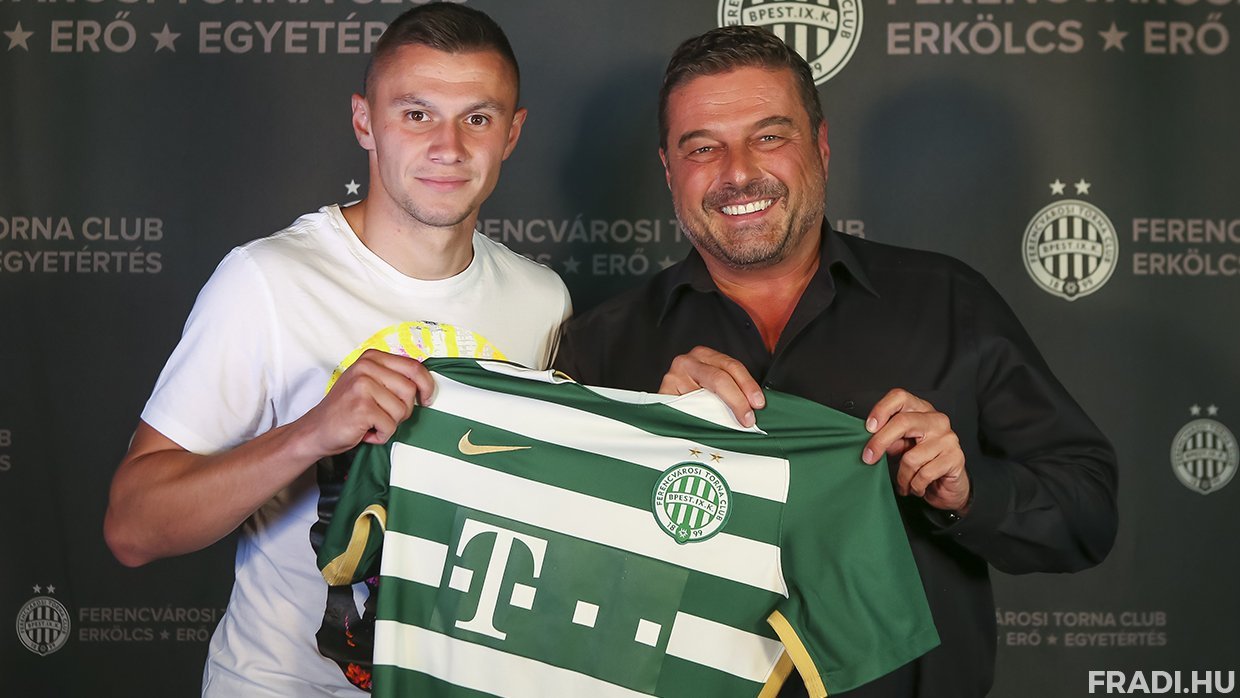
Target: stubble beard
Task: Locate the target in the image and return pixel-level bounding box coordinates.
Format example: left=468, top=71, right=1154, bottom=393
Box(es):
left=394, top=192, right=474, bottom=230
left=676, top=178, right=825, bottom=270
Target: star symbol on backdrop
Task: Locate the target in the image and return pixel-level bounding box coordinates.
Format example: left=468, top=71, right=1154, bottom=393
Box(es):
left=561, top=256, right=580, bottom=274
left=1208, top=405, right=1219, bottom=416
left=5, top=22, right=34, bottom=51
left=1190, top=404, right=1201, bottom=416
left=32, top=584, right=41, bottom=594
left=345, top=179, right=361, bottom=196
left=1099, top=22, right=1128, bottom=51
left=1074, top=179, right=1091, bottom=195
left=1049, top=179, right=1066, bottom=196
left=657, top=256, right=677, bottom=270
left=151, top=24, right=180, bottom=52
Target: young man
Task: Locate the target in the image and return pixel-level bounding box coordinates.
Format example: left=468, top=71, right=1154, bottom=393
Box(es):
left=555, top=26, right=1117, bottom=697
left=104, top=5, right=570, bottom=696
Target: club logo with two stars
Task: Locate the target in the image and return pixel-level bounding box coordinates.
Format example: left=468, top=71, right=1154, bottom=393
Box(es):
left=16, top=584, right=70, bottom=657
left=1023, top=179, right=1118, bottom=301
left=1171, top=404, right=1238, bottom=495
left=652, top=449, right=732, bottom=544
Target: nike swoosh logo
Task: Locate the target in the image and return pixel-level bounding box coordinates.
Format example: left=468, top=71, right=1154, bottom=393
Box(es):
left=458, top=430, right=531, bottom=456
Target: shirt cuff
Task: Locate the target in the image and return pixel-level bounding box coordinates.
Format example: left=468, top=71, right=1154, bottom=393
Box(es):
left=925, top=454, right=1012, bottom=538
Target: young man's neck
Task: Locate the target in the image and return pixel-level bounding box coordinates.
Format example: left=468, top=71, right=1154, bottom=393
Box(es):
left=341, top=196, right=477, bottom=280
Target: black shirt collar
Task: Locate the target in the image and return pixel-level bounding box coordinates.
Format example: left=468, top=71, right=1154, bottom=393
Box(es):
left=656, top=223, right=879, bottom=327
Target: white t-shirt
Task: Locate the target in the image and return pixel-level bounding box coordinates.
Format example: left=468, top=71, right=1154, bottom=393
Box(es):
left=141, top=205, right=571, bottom=697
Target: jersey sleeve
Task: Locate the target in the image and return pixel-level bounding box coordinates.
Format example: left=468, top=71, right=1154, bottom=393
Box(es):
left=763, top=397, right=940, bottom=696
left=318, top=445, right=393, bottom=586
left=140, top=248, right=281, bottom=454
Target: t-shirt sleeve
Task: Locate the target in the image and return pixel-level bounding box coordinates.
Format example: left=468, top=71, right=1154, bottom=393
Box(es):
left=318, top=445, right=392, bottom=586
left=767, top=405, right=940, bottom=696
left=140, top=248, right=281, bottom=454
left=543, top=282, right=573, bottom=370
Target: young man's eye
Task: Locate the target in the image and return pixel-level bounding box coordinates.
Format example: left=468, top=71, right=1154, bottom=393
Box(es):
left=467, top=114, right=490, bottom=127
left=406, top=111, right=428, bottom=122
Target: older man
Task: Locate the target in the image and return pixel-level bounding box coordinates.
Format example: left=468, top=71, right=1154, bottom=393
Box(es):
left=555, top=25, right=1117, bottom=697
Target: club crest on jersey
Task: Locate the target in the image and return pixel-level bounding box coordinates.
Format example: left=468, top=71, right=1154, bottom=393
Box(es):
left=652, top=463, right=732, bottom=544
left=16, top=591, right=71, bottom=656
left=1022, top=180, right=1118, bottom=301
left=1171, top=405, right=1238, bottom=495
left=719, top=0, right=863, bottom=84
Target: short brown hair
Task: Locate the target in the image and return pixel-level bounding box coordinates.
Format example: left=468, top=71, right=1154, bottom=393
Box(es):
left=658, top=25, right=823, bottom=149
left=364, top=3, right=520, bottom=99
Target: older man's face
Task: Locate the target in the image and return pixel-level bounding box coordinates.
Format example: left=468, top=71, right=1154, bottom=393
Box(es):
left=660, top=65, right=829, bottom=270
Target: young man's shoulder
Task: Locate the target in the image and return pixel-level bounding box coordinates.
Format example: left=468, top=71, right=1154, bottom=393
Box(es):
left=473, top=232, right=571, bottom=298
left=235, top=206, right=342, bottom=262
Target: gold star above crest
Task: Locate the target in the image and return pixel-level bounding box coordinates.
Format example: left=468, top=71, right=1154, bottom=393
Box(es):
left=688, top=448, right=702, bottom=458
left=710, top=453, right=723, bottom=463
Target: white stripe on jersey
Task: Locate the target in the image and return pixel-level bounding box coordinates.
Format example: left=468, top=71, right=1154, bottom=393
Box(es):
left=666, top=611, right=784, bottom=682
left=374, top=621, right=654, bottom=698
left=389, top=443, right=789, bottom=596
left=381, top=531, right=449, bottom=587
left=430, top=374, right=790, bottom=504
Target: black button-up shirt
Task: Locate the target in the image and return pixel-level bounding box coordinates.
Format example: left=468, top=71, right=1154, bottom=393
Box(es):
left=554, top=225, right=1118, bottom=698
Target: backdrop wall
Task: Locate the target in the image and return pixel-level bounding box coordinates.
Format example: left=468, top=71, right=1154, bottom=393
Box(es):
left=2, top=0, right=1237, bottom=695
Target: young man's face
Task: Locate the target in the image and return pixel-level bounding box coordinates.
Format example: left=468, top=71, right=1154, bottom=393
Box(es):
left=354, top=44, right=525, bottom=232
left=660, top=65, right=829, bottom=270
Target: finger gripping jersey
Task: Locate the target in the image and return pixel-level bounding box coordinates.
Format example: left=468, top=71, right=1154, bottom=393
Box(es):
left=317, top=358, right=939, bottom=698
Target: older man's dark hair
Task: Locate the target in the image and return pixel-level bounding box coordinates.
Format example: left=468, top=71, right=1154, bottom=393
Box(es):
left=658, top=25, right=824, bottom=149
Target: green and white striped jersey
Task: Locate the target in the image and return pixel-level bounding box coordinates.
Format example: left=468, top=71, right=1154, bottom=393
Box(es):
left=318, top=358, right=938, bottom=698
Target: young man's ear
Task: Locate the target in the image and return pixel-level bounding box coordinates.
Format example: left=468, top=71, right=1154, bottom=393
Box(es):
left=352, top=94, right=375, bottom=152
left=502, top=107, right=528, bottom=160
